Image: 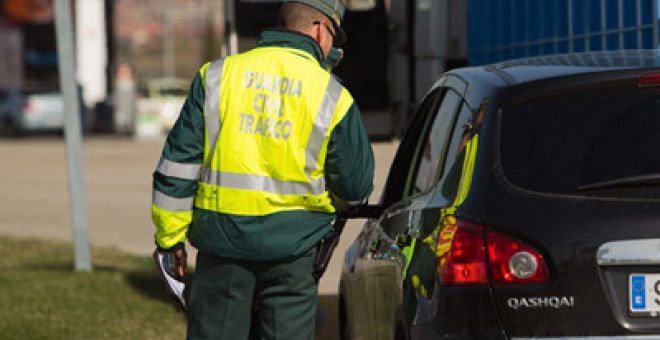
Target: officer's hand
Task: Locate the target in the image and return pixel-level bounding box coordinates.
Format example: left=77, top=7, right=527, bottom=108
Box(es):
left=329, top=191, right=368, bottom=216
left=155, top=242, right=187, bottom=280
left=173, top=246, right=187, bottom=278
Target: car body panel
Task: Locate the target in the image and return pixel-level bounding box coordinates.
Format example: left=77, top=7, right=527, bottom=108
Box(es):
left=145, top=77, right=188, bottom=132
left=21, top=92, right=65, bottom=129
left=341, top=218, right=400, bottom=340
left=486, top=155, right=660, bottom=336
left=0, top=89, right=21, bottom=133
left=0, top=90, right=70, bottom=134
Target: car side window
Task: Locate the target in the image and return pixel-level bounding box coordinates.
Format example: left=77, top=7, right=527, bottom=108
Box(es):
left=408, top=90, right=462, bottom=195
left=380, top=88, right=441, bottom=207
left=436, top=102, right=474, bottom=204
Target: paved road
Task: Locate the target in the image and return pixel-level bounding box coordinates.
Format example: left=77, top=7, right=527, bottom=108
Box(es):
left=0, top=136, right=398, bottom=339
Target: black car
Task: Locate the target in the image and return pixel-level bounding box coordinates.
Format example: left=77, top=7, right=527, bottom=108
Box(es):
left=339, top=50, right=660, bottom=339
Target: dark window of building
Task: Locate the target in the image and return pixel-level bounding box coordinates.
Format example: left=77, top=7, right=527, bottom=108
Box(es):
left=605, top=0, right=619, bottom=30
left=511, top=4, right=524, bottom=43
left=589, top=36, right=602, bottom=51
left=622, top=0, right=637, bottom=28
left=587, top=0, right=602, bottom=32
left=624, top=31, right=638, bottom=49
left=543, top=42, right=555, bottom=54
left=556, top=0, right=569, bottom=36
left=540, top=1, right=552, bottom=38
left=606, top=34, right=619, bottom=50
left=527, top=1, right=540, bottom=41
left=572, top=0, right=586, bottom=35
left=641, top=0, right=654, bottom=24
left=642, top=28, right=654, bottom=49
left=528, top=44, right=540, bottom=57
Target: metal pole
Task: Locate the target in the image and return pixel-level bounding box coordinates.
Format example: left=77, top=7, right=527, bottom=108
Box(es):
left=54, top=0, right=92, bottom=272
left=163, top=0, right=175, bottom=77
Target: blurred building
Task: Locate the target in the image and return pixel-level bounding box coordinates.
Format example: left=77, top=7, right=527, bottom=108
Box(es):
left=0, top=0, right=59, bottom=92
left=0, top=0, right=223, bottom=107
left=114, top=0, right=223, bottom=86
left=469, top=0, right=658, bottom=65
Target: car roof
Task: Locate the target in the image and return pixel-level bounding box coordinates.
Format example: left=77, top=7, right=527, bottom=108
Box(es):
left=448, top=49, right=660, bottom=88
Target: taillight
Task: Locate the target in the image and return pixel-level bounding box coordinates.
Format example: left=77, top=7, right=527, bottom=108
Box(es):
left=436, top=216, right=549, bottom=286
left=486, top=229, right=549, bottom=284
left=437, top=217, right=487, bottom=285
left=638, top=73, right=660, bottom=87
left=22, top=100, right=33, bottom=113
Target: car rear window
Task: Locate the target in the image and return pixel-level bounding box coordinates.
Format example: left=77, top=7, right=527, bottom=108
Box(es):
left=500, top=84, right=660, bottom=197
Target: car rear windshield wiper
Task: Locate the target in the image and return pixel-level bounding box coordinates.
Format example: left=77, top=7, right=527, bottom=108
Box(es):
left=578, top=173, right=660, bottom=191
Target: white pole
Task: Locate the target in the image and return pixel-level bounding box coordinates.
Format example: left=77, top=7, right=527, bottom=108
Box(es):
left=224, top=0, right=238, bottom=55
left=76, top=0, right=108, bottom=107
left=54, top=0, right=93, bottom=272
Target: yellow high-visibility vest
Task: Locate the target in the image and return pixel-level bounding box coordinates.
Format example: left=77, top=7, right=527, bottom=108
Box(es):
left=151, top=46, right=355, bottom=247
left=193, top=47, right=355, bottom=216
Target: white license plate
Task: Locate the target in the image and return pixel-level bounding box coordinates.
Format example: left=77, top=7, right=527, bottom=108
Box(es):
left=629, top=273, right=660, bottom=316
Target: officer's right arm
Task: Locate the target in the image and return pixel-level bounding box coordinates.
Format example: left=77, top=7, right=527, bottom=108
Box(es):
left=151, top=72, right=205, bottom=249
left=325, top=103, right=375, bottom=204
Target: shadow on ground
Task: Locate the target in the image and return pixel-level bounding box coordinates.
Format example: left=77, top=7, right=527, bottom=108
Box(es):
left=124, top=268, right=189, bottom=311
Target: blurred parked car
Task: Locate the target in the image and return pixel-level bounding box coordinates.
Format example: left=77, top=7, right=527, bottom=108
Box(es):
left=340, top=50, right=660, bottom=339
left=0, top=89, right=21, bottom=135
left=0, top=87, right=87, bottom=136
left=145, top=77, right=188, bottom=133
left=0, top=89, right=65, bottom=135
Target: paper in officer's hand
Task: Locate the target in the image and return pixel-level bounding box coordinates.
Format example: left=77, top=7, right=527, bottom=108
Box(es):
left=153, top=250, right=186, bottom=309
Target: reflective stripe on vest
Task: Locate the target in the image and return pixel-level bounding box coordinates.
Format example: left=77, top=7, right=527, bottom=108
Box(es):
left=204, top=58, right=224, bottom=164
left=203, top=171, right=325, bottom=196
left=198, top=63, right=342, bottom=197
left=156, top=157, right=201, bottom=180
left=152, top=189, right=194, bottom=212
left=304, top=77, right=342, bottom=175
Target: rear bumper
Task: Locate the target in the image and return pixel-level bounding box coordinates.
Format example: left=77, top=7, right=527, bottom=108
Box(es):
left=411, top=281, right=506, bottom=340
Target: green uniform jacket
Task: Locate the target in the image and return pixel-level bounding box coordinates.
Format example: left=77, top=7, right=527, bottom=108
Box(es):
left=153, top=30, right=374, bottom=261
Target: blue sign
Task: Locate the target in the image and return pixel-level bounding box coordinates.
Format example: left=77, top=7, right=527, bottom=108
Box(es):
left=631, top=275, right=646, bottom=310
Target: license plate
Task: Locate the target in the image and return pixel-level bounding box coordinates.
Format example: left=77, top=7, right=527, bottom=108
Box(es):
left=629, top=274, right=660, bottom=317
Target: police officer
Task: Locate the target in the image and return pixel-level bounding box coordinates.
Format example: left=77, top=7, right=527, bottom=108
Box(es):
left=150, top=0, right=374, bottom=338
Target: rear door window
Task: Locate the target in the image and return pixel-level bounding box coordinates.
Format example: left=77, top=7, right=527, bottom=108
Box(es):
left=500, top=85, right=660, bottom=197
left=380, top=88, right=441, bottom=207
left=409, top=90, right=462, bottom=195
left=435, top=103, right=473, bottom=203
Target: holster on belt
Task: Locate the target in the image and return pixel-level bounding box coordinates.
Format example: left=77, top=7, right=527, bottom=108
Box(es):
left=313, top=217, right=347, bottom=281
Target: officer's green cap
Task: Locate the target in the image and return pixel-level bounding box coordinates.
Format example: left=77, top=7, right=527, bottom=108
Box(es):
left=287, top=0, right=347, bottom=46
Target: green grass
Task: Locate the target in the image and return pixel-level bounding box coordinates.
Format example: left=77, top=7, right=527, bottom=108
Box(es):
left=0, top=237, right=187, bottom=340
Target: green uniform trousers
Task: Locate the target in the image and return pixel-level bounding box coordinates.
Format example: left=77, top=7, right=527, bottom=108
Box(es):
left=186, top=248, right=318, bottom=340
